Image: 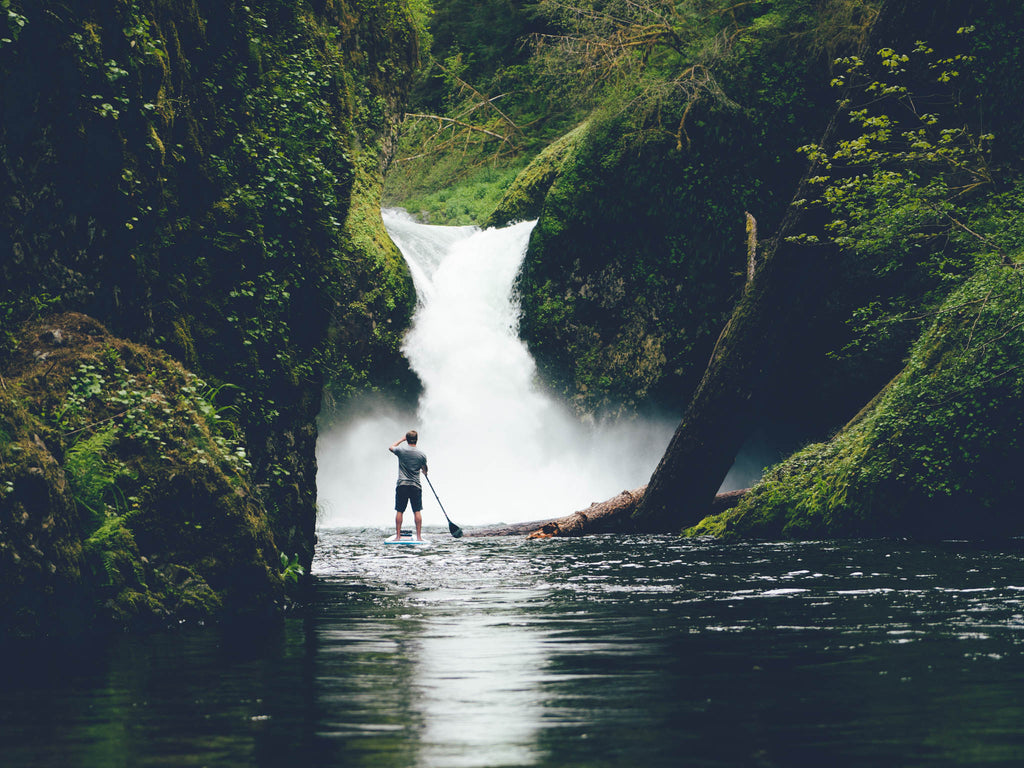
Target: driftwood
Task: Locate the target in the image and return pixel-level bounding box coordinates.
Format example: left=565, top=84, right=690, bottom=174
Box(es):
left=461, top=519, right=565, bottom=537
left=527, top=486, right=648, bottom=539
left=464, top=487, right=749, bottom=538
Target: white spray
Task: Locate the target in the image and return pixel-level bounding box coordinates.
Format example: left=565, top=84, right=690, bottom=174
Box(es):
left=316, top=210, right=676, bottom=528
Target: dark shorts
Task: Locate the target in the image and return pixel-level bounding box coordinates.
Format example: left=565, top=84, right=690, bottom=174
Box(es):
left=395, top=484, right=423, bottom=513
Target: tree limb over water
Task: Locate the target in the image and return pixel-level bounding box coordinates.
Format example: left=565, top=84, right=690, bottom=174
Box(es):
left=464, top=488, right=748, bottom=538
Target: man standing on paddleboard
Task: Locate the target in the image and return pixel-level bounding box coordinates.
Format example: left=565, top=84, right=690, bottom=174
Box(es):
left=389, top=430, right=428, bottom=541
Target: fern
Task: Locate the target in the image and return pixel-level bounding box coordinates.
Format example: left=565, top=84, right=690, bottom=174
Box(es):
left=100, top=549, right=120, bottom=588
left=65, top=425, right=121, bottom=525
left=83, top=515, right=145, bottom=590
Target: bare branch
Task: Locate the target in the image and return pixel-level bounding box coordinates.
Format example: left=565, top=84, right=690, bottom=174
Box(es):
left=433, top=60, right=523, bottom=138
left=403, top=113, right=514, bottom=144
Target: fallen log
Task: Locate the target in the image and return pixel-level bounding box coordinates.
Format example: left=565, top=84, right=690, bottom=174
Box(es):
left=463, top=487, right=749, bottom=538
left=460, top=519, right=562, bottom=537
left=527, top=486, right=647, bottom=539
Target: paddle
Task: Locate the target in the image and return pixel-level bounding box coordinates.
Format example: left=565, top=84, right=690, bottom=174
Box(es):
left=424, top=474, right=463, bottom=538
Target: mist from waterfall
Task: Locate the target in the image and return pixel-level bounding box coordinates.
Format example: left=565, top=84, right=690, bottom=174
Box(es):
left=315, top=209, right=676, bottom=528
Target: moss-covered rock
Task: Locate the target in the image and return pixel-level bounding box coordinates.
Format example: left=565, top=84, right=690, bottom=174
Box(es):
left=1, top=0, right=422, bottom=623
left=513, top=107, right=752, bottom=415
left=321, top=154, right=419, bottom=415
left=1, top=312, right=284, bottom=639
left=510, top=4, right=855, bottom=416
left=0, top=392, right=85, bottom=639
left=483, top=121, right=591, bottom=228
left=689, top=259, right=1024, bottom=540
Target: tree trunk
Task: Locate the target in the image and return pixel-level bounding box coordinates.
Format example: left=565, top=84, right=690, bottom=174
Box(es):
left=631, top=3, right=904, bottom=532
left=631, top=237, right=837, bottom=532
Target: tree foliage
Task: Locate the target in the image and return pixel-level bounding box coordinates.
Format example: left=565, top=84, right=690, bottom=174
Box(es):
left=387, top=0, right=889, bottom=219
left=530, top=0, right=743, bottom=148
left=792, top=28, right=1023, bottom=365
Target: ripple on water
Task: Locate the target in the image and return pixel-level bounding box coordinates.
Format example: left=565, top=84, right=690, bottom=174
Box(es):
left=302, top=530, right=1024, bottom=767
left=311, top=529, right=1024, bottom=646
left=5, top=530, right=1024, bottom=767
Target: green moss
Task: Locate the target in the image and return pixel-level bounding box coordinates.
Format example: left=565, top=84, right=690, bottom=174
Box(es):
left=321, top=151, right=418, bottom=404
left=80, top=511, right=222, bottom=626
left=515, top=106, right=761, bottom=414
left=1, top=0, right=424, bottom=635
left=694, top=257, right=1024, bottom=540
left=82, top=516, right=162, bottom=625
left=0, top=380, right=86, bottom=639
left=386, top=160, right=527, bottom=226
left=498, top=0, right=905, bottom=418
left=483, top=121, right=591, bottom=228
left=0, top=312, right=285, bottom=637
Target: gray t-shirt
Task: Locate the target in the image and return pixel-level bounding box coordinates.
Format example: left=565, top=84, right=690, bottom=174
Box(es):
left=391, top=445, right=427, bottom=488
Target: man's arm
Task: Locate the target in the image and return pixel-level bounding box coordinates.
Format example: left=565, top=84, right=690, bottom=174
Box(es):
left=389, top=436, right=406, bottom=453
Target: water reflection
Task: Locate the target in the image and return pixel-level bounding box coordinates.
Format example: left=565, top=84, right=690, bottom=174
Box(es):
left=5, top=532, right=1024, bottom=767
left=414, top=614, right=545, bottom=767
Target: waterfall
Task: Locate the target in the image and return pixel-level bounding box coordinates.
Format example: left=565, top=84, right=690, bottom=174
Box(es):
left=315, top=209, right=675, bottom=528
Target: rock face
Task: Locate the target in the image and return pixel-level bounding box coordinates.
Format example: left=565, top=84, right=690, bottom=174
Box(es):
left=1, top=313, right=283, bottom=638
left=506, top=0, right=1024, bottom=540
left=1, top=0, right=422, bottom=636
left=506, top=4, right=853, bottom=417
left=689, top=264, right=1024, bottom=540
left=632, top=0, right=1024, bottom=536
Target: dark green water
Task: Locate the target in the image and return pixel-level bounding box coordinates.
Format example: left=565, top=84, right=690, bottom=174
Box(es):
left=3, top=530, right=1024, bottom=767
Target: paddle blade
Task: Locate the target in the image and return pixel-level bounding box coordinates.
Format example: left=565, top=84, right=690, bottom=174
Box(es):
left=449, top=520, right=464, bottom=538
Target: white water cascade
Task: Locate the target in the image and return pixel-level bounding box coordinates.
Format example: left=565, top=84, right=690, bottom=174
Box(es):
left=315, top=209, right=676, bottom=528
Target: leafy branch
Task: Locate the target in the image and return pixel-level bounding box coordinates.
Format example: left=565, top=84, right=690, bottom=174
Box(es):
left=791, top=28, right=1024, bottom=368
left=0, top=0, right=27, bottom=49
left=795, top=31, right=997, bottom=261
left=530, top=0, right=751, bottom=145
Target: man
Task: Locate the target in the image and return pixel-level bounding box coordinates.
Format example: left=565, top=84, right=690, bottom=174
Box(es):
left=389, top=430, right=428, bottom=541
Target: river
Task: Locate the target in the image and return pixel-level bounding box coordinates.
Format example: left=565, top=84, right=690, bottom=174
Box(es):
left=3, top=529, right=1024, bottom=767
left=5, top=217, right=1021, bottom=767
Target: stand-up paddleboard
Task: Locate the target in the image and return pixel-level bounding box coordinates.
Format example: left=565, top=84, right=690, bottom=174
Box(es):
left=385, top=530, right=429, bottom=545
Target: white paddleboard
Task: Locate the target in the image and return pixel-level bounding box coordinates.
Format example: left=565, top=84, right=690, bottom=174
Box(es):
left=384, top=535, right=429, bottom=545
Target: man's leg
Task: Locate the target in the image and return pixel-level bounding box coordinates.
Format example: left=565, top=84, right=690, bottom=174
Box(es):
left=395, top=486, right=409, bottom=539
left=412, top=487, right=424, bottom=540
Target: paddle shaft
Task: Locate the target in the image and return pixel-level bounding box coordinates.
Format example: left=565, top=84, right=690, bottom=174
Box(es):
left=424, top=474, right=463, bottom=537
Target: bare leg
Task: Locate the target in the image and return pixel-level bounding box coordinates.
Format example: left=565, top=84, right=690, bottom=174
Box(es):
left=395, top=511, right=403, bottom=540
left=414, top=510, right=423, bottom=540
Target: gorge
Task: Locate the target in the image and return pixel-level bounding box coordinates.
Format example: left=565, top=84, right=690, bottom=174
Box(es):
left=3, top=0, right=1024, bottom=635
left=5, top=1, right=1024, bottom=765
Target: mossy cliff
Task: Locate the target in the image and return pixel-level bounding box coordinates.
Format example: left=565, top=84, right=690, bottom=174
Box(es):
left=1, top=0, right=421, bottom=636
left=487, top=0, right=1024, bottom=539
left=1, top=314, right=283, bottom=636
left=689, top=255, right=1024, bottom=540
left=641, top=0, right=1024, bottom=536
left=484, top=121, right=591, bottom=229
left=506, top=2, right=871, bottom=416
